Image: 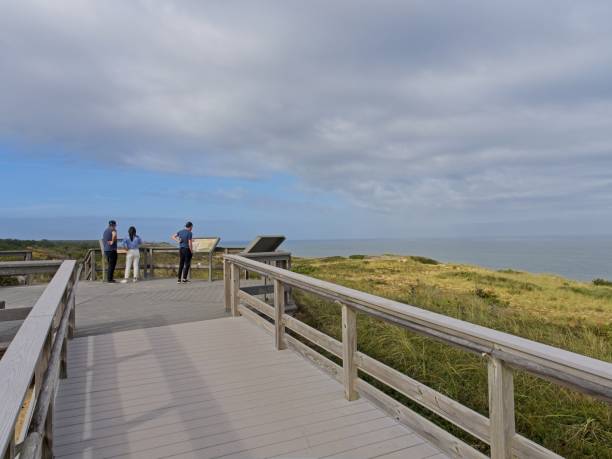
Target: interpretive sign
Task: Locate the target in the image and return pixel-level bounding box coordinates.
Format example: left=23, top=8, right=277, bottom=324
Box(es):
left=192, top=237, right=221, bottom=253
left=242, top=235, right=286, bottom=253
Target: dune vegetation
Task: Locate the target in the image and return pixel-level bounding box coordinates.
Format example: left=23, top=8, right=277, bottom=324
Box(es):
left=291, top=255, right=611, bottom=458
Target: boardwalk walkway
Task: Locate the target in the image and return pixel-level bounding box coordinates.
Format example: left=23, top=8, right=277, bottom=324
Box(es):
left=3, top=279, right=446, bottom=458
left=2, top=278, right=257, bottom=338
left=54, top=318, right=444, bottom=459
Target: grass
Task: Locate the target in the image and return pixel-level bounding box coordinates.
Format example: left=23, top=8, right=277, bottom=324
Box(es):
left=291, top=255, right=612, bottom=458
left=0, top=238, right=98, bottom=259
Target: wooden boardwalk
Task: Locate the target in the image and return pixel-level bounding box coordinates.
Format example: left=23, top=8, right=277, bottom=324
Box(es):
left=1, top=278, right=259, bottom=339
left=54, top=315, right=446, bottom=458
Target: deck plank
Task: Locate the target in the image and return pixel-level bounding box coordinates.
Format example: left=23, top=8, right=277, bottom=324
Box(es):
left=55, top=315, right=445, bottom=458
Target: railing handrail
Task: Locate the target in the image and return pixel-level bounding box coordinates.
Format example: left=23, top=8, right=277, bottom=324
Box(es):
left=224, top=254, right=611, bottom=400
left=83, top=245, right=245, bottom=252
left=83, top=246, right=250, bottom=281
left=225, top=254, right=611, bottom=458
left=0, top=250, right=33, bottom=256
left=0, top=260, right=63, bottom=274
left=0, top=260, right=78, bottom=457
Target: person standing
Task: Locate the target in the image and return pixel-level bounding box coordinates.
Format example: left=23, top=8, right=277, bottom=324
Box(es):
left=102, top=220, right=118, bottom=283
left=121, top=226, right=143, bottom=283
left=171, top=221, right=193, bottom=283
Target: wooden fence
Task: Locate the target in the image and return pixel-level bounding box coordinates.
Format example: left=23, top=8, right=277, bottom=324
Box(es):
left=81, top=246, right=246, bottom=282
left=223, top=254, right=612, bottom=459
left=0, top=251, right=33, bottom=285
left=0, top=260, right=80, bottom=459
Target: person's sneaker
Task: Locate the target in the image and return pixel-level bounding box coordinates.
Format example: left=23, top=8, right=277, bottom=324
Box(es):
left=177, top=279, right=182, bottom=284
left=120, top=279, right=128, bottom=284
left=182, top=279, right=190, bottom=283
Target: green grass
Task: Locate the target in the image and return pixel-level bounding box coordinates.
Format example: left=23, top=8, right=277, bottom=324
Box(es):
left=442, top=270, right=542, bottom=292
left=0, top=238, right=98, bottom=259
left=291, top=255, right=612, bottom=458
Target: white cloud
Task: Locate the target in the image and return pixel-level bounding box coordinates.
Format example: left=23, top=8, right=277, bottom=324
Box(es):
left=2, top=0, right=612, bottom=222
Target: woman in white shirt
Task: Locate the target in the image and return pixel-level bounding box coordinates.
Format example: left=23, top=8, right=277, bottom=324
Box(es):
left=121, top=226, right=143, bottom=283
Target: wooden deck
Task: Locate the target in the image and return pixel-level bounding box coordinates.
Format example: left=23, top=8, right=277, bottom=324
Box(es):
left=1, top=278, right=260, bottom=339
left=54, top=315, right=446, bottom=458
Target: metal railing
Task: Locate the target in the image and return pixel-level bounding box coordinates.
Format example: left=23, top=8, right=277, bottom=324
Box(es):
left=0, top=260, right=80, bottom=459
left=223, top=254, right=612, bottom=459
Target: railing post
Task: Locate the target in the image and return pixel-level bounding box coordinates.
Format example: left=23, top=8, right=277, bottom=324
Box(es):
left=341, top=304, right=359, bottom=401
left=91, top=251, right=96, bottom=281
left=101, top=250, right=107, bottom=282
left=42, top=392, right=54, bottom=459
left=24, top=251, right=32, bottom=285
left=230, top=263, right=240, bottom=317
left=488, top=356, right=515, bottom=459
left=2, top=437, right=15, bottom=459
left=223, top=259, right=231, bottom=312
left=149, top=248, right=155, bottom=279
left=208, top=252, right=213, bottom=282
left=274, top=279, right=287, bottom=350
left=68, top=287, right=76, bottom=340
left=59, top=338, right=68, bottom=379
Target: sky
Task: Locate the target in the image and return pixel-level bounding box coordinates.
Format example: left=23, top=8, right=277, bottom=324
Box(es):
left=1, top=1, right=612, bottom=241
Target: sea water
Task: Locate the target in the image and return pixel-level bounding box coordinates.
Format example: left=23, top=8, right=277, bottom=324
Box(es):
left=242, top=236, right=612, bottom=282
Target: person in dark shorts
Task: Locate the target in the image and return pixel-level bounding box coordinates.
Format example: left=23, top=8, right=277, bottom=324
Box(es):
left=171, top=222, right=193, bottom=283
left=102, top=220, right=118, bottom=283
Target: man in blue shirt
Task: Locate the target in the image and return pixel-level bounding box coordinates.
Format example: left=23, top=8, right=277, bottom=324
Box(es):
left=102, top=220, right=118, bottom=283
left=171, top=221, right=193, bottom=283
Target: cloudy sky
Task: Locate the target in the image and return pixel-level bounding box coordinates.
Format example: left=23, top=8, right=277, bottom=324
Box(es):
left=1, top=0, right=612, bottom=240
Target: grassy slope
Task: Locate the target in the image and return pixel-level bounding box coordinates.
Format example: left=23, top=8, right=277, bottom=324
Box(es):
left=291, top=255, right=612, bottom=458
left=0, top=239, right=97, bottom=260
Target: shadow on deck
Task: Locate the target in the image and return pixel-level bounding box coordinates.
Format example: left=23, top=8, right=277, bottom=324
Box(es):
left=55, top=318, right=444, bottom=459
left=2, top=278, right=259, bottom=338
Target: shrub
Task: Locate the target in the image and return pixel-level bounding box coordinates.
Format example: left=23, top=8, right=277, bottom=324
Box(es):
left=410, top=255, right=439, bottom=265
left=319, top=256, right=346, bottom=262
left=593, top=278, right=612, bottom=287
left=349, top=254, right=366, bottom=259
left=292, top=265, right=317, bottom=276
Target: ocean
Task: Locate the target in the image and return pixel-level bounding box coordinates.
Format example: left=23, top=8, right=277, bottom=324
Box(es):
left=257, top=236, right=612, bottom=282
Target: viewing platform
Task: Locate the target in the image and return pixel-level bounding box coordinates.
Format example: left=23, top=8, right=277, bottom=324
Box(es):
left=0, top=272, right=446, bottom=459
left=0, top=255, right=610, bottom=459
left=1, top=278, right=239, bottom=338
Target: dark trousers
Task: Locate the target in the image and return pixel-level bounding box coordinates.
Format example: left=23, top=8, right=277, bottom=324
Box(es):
left=178, top=248, right=192, bottom=280
left=105, top=250, right=118, bottom=281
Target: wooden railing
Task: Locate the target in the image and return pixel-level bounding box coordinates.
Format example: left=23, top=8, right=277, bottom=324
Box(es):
left=223, top=254, right=612, bottom=459
left=82, top=246, right=246, bottom=282
left=0, top=260, right=63, bottom=277
left=0, top=260, right=80, bottom=459
left=0, top=251, right=33, bottom=285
